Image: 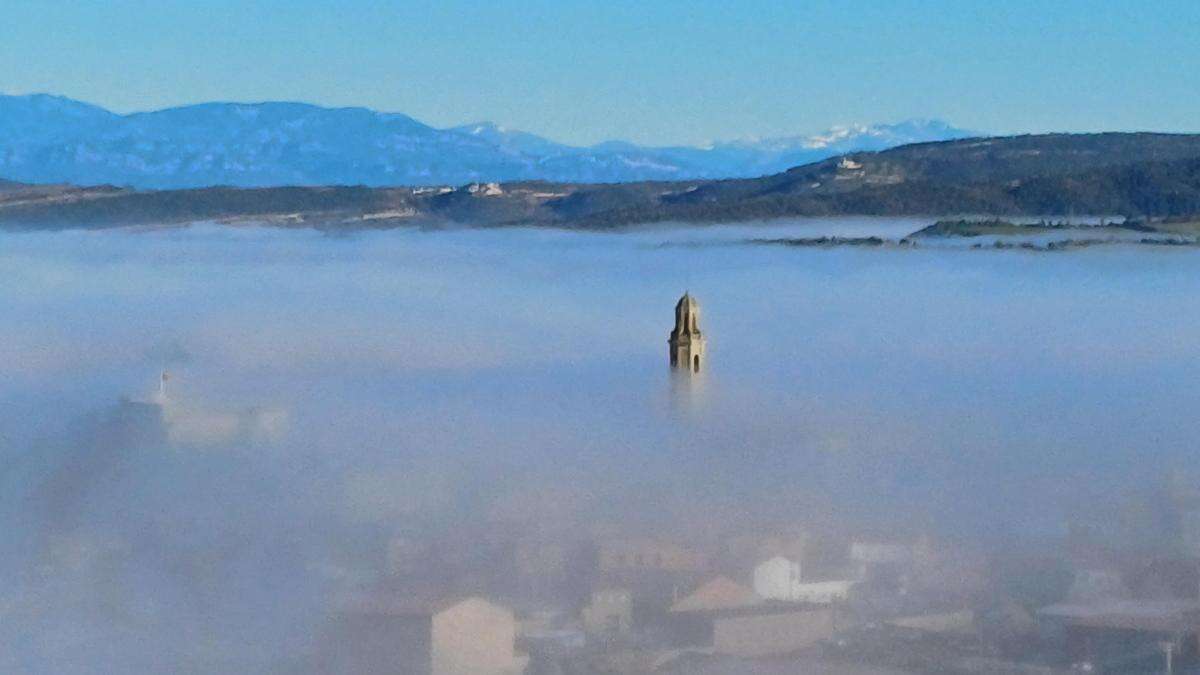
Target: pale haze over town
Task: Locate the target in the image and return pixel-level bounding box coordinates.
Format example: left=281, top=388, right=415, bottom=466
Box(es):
left=3, top=2, right=1200, bottom=674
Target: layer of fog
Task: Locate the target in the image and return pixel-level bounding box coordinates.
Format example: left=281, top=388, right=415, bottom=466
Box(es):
left=3, top=219, right=1200, bottom=671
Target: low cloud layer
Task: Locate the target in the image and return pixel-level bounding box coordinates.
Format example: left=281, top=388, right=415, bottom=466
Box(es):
left=3, top=220, right=1200, bottom=671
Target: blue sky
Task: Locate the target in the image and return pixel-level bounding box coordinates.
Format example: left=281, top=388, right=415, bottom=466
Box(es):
left=1, top=0, right=1197, bottom=146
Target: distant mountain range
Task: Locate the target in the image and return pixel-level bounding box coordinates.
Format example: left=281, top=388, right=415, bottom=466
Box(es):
left=0, top=93, right=975, bottom=188
left=5, top=132, right=1200, bottom=231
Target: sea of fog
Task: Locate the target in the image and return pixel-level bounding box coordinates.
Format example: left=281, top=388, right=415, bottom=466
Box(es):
left=3, top=217, right=1200, bottom=671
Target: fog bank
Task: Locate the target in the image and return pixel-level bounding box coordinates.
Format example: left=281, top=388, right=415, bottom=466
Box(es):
left=3, top=219, right=1200, bottom=671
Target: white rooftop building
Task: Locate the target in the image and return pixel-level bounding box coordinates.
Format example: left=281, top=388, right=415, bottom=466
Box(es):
left=753, top=555, right=855, bottom=604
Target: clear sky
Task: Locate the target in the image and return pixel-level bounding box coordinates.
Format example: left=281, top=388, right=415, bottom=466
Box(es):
left=1, top=0, right=1197, bottom=146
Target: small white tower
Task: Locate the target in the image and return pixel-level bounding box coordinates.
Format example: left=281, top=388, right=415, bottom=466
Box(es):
left=155, top=369, right=170, bottom=404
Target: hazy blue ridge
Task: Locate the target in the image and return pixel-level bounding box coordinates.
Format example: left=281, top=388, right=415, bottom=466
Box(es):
left=0, top=93, right=974, bottom=188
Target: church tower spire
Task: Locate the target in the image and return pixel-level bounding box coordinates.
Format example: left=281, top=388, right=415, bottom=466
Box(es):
left=669, top=292, right=706, bottom=373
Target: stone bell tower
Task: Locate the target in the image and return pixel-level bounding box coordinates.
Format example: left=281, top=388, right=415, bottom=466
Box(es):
left=669, top=293, right=705, bottom=373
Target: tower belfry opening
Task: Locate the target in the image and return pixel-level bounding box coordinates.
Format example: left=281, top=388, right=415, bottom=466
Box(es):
left=669, top=293, right=706, bottom=373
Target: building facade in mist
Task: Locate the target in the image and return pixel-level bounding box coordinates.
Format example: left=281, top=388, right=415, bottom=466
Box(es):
left=667, top=576, right=837, bottom=657
left=669, top=293, right=706, bottom=373
left=321, top=595, right=524, bottom=675
left=753, top=556, right=801, bottom=601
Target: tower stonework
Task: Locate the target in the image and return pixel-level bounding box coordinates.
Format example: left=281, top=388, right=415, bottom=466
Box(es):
left=669, top=293, right=706, bottom=373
